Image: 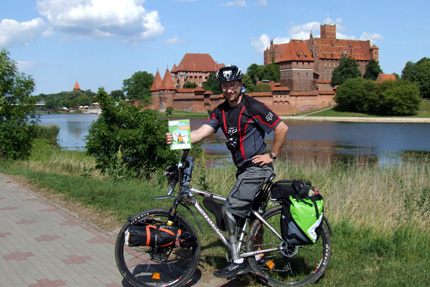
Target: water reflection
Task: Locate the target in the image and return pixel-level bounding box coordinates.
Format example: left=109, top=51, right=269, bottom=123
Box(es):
left=39, top=114, right=430, bottom=166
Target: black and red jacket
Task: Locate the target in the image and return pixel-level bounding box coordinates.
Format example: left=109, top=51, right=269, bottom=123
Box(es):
left=205, top=94, right=281, bottom=169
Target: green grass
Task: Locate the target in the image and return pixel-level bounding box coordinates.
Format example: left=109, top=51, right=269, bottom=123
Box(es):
left=303, top=100, right=430, bottom=118
left=1, top=142, right=429, bottom=286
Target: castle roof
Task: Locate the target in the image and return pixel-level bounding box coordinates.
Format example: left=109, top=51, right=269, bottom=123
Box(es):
left=276, top=40, right=314, bottom=63
left=310, top=38, right=373, bottom=61
left=160, top=69, right=176, bottom=90
left=377, top=73, right=396, bottom=82
left=174, top=53, right=224, bottom=72
left=73, top=81, right=81, bottom=90
left=150, top=71, right=163, bottom=91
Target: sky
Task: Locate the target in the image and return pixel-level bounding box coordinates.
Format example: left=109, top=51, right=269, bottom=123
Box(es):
left=1, top=0, right=429, bottom=95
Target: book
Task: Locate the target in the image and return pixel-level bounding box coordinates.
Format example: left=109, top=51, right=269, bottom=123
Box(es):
left=168, top=119, right=191, bottom=150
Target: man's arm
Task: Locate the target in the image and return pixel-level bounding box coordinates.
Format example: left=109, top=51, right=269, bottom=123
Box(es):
left=252, top=121, right=288, bottom=165
left=166, top=124, right=215, bottom=145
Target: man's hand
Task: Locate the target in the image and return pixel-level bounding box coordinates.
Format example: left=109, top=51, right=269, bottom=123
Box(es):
left=252, top=154, right=274, bottom=166
left=166, top=133, right=173, bottom=145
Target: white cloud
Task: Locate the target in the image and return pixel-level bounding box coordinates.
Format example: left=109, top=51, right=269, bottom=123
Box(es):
left=36, top=0, right=164, bottom=41
left=0, top=18, right=45, bottom=47
left=164, top=35, right=186, bottom=45
left=221, top=1, right=247, bottom=7
left=251, top=34, right=271, bottom=53
left=289, top=21, right=320, bottom=39
left=360, top=32, right=384, bottom=44
left=257, top=0, right=267, bottom=6
left=17, top=61, right=37, bottom=71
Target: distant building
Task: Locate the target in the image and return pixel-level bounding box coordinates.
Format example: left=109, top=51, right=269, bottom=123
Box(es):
left=149, top=25, right=381, bottom=115
left=73, top=81, right=81, bottom=90
left=170, top=53, right=224, bottom=89
left=376, top=73, right=396, bottom=82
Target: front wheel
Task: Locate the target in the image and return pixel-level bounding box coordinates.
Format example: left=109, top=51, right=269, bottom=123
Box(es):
left=246, top=205, right=331, bottom=286
left=115, top=208, right=201, bottom=287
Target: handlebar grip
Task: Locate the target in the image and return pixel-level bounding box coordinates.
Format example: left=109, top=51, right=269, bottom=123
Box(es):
left=181, top=149, right=190, bottom=163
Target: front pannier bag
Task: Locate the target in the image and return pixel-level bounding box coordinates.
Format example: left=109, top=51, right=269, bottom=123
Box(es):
left=271, top=180, right=324, bottom=245
left=125, top=223, right=195, bottom=248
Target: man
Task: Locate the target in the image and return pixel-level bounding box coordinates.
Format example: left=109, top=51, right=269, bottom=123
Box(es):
left=166, top=65, right=288, bottom=278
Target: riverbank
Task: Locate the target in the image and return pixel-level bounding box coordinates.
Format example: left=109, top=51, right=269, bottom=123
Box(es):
left=280, top=115, right=430, bottom=123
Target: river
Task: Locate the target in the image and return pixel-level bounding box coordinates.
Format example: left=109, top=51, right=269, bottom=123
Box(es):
left=39, top=113, right=430, bottom=166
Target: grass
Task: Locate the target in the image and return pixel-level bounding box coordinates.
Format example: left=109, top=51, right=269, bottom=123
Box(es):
left=302, top=100, right=430, bottom=118
left=1, top=139, right=429, bottom=286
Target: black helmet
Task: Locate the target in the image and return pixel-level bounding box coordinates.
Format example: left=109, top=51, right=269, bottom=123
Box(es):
left=216, top=65, right=243, bottom=83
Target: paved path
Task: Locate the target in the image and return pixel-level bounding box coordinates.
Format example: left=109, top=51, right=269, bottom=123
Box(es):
left=0, top=173, right=240, bottom=287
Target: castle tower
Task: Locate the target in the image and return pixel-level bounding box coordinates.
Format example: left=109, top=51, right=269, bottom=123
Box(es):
left=73, top=81, right=81, bottom=90
left=320, top=24, right=336, bottom=39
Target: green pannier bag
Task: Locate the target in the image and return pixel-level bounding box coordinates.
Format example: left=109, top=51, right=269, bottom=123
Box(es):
left=271, top=180, right=324, bottom=245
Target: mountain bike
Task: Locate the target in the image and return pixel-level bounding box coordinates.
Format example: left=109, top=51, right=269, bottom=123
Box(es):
left=115, top=150, right=333, bottom=287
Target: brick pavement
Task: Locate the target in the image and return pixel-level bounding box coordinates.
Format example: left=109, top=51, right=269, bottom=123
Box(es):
left=0, top=173, right=240, bottom=287
left=0, top=173, right=128, bottom=287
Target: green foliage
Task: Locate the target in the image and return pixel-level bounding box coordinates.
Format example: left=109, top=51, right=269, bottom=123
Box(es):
left=401, top=57, right=430, bottom=98
left=379, top=79, right=421, bottom=115
left=254, top=83, right=272, bottom=92
left=85, top=88, right=178, bottom=180
left=202, top=72, right=221, bottom=94
left=401, top=61, right=416, bottom=82
left=165, top=106, right=174, bottom=116
left=258, top=63, right=280, bottom=83
left=110, top=89, right=126, bottom=101
left=246, top=63, right=260, bottom=85
left=122, top=71, right=154, bottom=104
left=335, top=78, right=421, bottom=115
left=34, top=125, right=60, bottom=139
left=183, top=82, right=197, bottom=89
left=242, top=74, right=255, bottom=92
left=363, top=59, right=383, bottom=80
left=414, top=58, right=430, bottom=98
left=331, top=56, right=362, bottom=87
left=37, top=90, right=95, bottom=109
left=0, top=48, right=38, bottom=160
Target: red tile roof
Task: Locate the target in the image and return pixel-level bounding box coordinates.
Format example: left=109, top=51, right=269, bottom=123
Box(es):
left=175, top=53, right=224, bottom=72
left=276, top=40, right=314, bottom=63
left=150, top=71, right=163, bottom=91
left=311, top=38, right=372, bottom=61
left=377, top=73, right=396, bottom=82
left=73, top=81, right=81, bottom=90
left=160, top=69, right=176, bottom=90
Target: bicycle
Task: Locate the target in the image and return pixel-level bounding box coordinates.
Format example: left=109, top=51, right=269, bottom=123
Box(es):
left=115, top=150, right=333, bottom=287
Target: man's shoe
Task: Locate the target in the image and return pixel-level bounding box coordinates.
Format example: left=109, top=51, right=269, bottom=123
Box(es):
left=213, top=261, right=250, bottom=278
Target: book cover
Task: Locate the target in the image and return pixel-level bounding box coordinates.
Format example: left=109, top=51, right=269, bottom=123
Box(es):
left=168, top=119, right=191, bottom=150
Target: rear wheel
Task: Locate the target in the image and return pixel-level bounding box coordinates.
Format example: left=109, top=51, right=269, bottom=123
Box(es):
left=115, top=208, right=201, bottom=287
left=246, top=205, right=331, bottom=286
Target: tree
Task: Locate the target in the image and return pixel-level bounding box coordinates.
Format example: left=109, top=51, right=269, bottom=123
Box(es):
left=363, top=59, right=383, bottom=80
left=334, top=77, right=420, bottom=115
left=122, top=71, right=154, bottom=104
left=401, top=61, right=417, bottom=82
left=242, top=74, right=255, bottom=92
left=202, top=72, right=221, bottom=94
left=183, top=82, right=197, bottom=89
left=86, top=88, right=178, bottom=180
left=258, top=63, right=280, bottom=83
left=0, top=48, right=38, bottom=159
left=413, top=58, right=430, bottom=98
left=110, top=90, right=126, bottom=101
left=247, top=63, right=260, bottom=85
left=379, top=80, right=421, bottom=115
left=331, top=56, right=361, bottom=87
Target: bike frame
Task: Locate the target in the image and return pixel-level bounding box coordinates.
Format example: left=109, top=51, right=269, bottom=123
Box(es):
left=156, top=184, right=284, bottom=260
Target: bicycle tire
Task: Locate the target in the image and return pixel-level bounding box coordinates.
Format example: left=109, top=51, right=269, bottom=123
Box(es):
left=115, top=208, right=201, bottom=287
left=246, top=205, right=331, bottom=286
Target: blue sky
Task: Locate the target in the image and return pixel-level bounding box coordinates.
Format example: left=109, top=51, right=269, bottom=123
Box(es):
left=1, top=0, right=429, bottom=95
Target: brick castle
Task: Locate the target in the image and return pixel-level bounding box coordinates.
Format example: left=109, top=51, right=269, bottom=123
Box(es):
left=149, top=24, right=380, bottom=115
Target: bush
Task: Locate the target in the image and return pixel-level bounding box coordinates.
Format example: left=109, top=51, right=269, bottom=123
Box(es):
left=0, top=48, right=38, bottom=160
left=334, top=78, right=421, bottom=115
left=86, top=88, right=178, bottom=180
